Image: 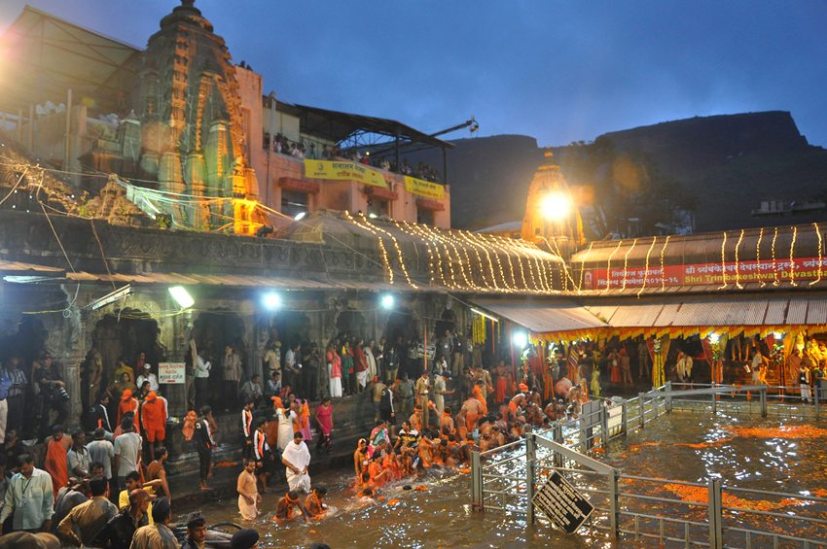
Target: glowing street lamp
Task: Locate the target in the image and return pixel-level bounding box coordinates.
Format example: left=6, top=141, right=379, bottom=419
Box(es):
left=261, top=291, right=282, bottom=311
left=380, top=293, right=395, bottom=310
left=168, top=286, right=194, bottom=309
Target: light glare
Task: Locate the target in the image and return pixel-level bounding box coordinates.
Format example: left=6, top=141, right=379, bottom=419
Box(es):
left=380, top=294, right=395, bottom=310
left=512, top=330, right=528, bottom=348
left=168, top=286, right=194, bottom=309
left=262, top=291, right=282, bottom=311
left=539, top=191, right=573, bottom=221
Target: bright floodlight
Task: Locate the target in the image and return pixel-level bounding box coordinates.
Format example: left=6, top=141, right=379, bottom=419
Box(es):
left=294, top=211, right=307, bottom=221
left=708, top=332, right=720, bottom=344
left=772, top=331, right=784, bottom=340
left=539, top=191, right=573, bottom=221
left=262, top=291, right=282, bottom=311
left=380, top=294, right=395, bottom=310
left=512, top=331, right=528, bottom=348
left=168, top=286, right=194, bottom=309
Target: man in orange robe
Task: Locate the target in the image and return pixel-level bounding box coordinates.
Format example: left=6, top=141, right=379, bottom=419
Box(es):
left=117, top=389, right=139, bottom=431
left=140, top=391, right=167, bottom=461
left=44, top=425, right=70, bottom=497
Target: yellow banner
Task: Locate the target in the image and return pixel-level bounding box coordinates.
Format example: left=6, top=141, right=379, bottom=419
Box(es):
left=404, top=176, right=445, bottom=200
left=303, top=160, right=388, bottom=188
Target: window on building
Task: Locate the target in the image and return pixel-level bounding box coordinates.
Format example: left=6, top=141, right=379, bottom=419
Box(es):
left=417, top=207, right=434, bottom=226
left=367, top=198, right=390, bottom=218
left=281, top=190, right=310, bottom=218
left=263, top=132, right=271, bottom=150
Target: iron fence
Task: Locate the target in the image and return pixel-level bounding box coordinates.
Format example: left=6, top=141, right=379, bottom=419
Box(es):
left=470, top=383, right=827, bottom=548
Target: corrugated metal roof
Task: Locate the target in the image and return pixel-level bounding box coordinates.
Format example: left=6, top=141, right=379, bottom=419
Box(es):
left=0, top=260, right=65, bottom=274
left=806, top=299, right=827, bottom=325
left=786, top=300, right=809, bottom=324
left=764, top=300, right=788, bottom=325
left=471, top=299, right=607, bottom=333
left=608, top=303, right=665, bottom=327
left=654, top=303, right=682, bottom=326
left=583, top=305, right=618, bottom=324
left=579, top=295, right=827, bottom=329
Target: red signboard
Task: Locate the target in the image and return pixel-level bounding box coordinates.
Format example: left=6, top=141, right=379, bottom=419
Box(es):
left=585, top=257, right=827, bottom=289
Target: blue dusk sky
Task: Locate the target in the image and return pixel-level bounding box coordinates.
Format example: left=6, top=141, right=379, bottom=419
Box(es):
left=2, top=1, right=826, bottom=146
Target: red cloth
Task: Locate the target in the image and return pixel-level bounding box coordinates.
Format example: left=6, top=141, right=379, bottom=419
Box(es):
left=495, top=376, right=507, bottom=404
left=354, top=346, right=368, bottom=372
left=45, top=438, right=69, bottom=497
left=326, top=350, right=342, bottom=378
left=316, top=404, right=333, bottom=436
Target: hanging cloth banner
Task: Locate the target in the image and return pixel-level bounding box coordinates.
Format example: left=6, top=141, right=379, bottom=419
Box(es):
left=403, top=175, right=446, bottom=199
left=303, top=160, right=388, bottom=188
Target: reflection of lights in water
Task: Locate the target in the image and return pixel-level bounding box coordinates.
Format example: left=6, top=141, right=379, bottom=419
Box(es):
left=179, top=416, right=825, bottom=547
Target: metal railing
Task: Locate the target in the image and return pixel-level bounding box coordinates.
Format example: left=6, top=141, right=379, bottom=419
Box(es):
left=470, top=384, right=827, bottom=548
left=666, top=381, right=821, bottom=419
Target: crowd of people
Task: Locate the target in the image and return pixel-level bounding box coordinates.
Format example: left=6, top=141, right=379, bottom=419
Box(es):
left=1, top=326, right=824, bottom=546
left=269, top=132, right=443, bottom=182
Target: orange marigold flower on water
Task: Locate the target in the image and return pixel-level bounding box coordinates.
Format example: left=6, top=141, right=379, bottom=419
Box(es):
left=724, top=425, right=827, bottom=439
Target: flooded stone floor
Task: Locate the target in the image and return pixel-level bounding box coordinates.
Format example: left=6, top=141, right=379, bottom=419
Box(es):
left=178, top=411, right=827, bottom=548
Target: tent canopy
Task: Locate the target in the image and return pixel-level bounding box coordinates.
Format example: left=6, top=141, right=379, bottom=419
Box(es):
left=0, top=6, right=141, bottom=113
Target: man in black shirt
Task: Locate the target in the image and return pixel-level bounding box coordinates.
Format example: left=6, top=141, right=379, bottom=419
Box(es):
left=99, top=489, right=149, bottom=549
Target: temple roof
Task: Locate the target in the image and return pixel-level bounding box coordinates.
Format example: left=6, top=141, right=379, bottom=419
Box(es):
left=278, top=102, right=454, bottom=150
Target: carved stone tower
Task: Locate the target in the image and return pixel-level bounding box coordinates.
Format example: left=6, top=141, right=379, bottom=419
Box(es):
left=137, top=0, right=258, bottom=231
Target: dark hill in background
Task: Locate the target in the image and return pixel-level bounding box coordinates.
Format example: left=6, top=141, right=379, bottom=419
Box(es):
left=405, top=111, right=827, bottom=236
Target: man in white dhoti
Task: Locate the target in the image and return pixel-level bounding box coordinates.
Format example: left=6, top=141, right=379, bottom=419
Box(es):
left=281, top=431, right=312, bottom=493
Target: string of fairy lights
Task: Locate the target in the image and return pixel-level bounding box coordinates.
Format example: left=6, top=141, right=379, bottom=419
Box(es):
left=341, top=212, right=563, bottom=293
left=734, top=228, right=745, bottom=289
left=637, top=236, right=658, bottom=298
left=810, top=222, right=823, bottom=286
left=3, top=155, right=826, bottom=298
left=756, top=227, right=765, bottom=287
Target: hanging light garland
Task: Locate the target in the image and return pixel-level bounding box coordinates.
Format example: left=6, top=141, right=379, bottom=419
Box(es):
left=810, top=222, right=823, bottom=286
left=524, top=239, right=554, bottom=291
left=621, top=238, right=638, bottom=291
left=413, top=222, right=458, bottom=288
left=771, top=226, right=780, bottom=286
left=718, top=231, right=729, bottom=289
left=577, top=241, right=594, bottom=293
left=457, top=231, right=499, bottom=290
left=359, top=214, right=418, bottom=289
left=510, top=239, right=541, bottom=291
left=756, top=227, right=765, bottom=287
left=418, top=223, right=475, bottom=289
left=603, top=240, right=624, bottom=293
left=497, top=236, right=536, bottom=290
left=539, top=235, right=578, bottom=292
left=659, top=235, right=671, bottom=292
left=789, top=225, right=798, bottom=287
left=469, top=231, right=513, bottom=289
left=734, top=228, right=745, bottom=289
left=495, top=235, right=528, bottom=288
left=393, top=220, right=437, bottom=286
left=637, top=236, right=658, bottom=298
left=344, top=211, right=393, bottom=284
